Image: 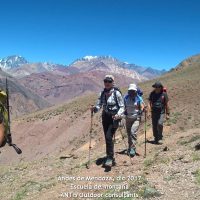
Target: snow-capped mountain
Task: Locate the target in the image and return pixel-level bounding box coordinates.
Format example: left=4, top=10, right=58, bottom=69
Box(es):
left=69, top=56, right=149, bottom=81
left=9, top=62, right=62, bottom=78
left=0, top=55, right=28, bottom=69
left=18, top=55, right=165, bottom=105
left=0, top=55, right=63, bottom=78
left=0, top=55, right=165, bottom=80
left=82, top=55, right=98, bottom=61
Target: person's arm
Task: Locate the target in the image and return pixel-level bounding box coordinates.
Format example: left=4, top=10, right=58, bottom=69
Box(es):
left=164, top=93, right=170, bottom=118
left=123, top=95, right=128, bottom=116
left=115, top=91, right=125, bottom=118
left=138, top=96, right=145, bottom=113
left=91, top=92, right=103, bottom=113
left=147, top=93, right=152, bottom=117
left=148, top=101, right=151, bottom=112
left=141, top=102, right=145, bottom=111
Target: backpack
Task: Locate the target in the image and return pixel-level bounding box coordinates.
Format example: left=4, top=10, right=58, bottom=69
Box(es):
left=163, top=87, right=167, bottom=93
left=125, top=88, right=143, bottom=97
left=124, top=87, right=143, bottom=104
left=137, top=87, right=143, bottom=96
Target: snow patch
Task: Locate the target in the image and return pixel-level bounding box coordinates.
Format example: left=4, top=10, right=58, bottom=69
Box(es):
left=83, top=56, right=98, bottom=61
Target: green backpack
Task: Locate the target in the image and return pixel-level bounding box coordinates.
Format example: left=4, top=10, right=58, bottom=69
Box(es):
left=0, top=90, right=9, bottom=146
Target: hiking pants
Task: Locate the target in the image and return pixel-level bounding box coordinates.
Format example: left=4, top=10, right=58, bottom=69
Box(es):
left=102, top=112, right=118, bottom=158
left=125, top=117, right=140, bottom=149
left=152, top=112, right=164, bottom=141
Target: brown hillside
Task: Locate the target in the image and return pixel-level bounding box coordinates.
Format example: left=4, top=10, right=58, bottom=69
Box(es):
left=19, top=70, right=136, bottom=105
left=0, top=71, right=51, bottom=118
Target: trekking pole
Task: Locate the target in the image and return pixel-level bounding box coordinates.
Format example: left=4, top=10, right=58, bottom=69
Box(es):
left=5, top=77, right=22, bottom=154
left=118, top=123, right=133, bottom=165
left=86, top=110, right=93, bottom=169
left=144, top=109, right=147, bottom=158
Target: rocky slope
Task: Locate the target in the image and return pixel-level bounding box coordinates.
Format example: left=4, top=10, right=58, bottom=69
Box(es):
left=0, top=70, right=51, bottom=118
left=69, top=56, right=146, bottom=80
left=19, top=70, right=136, bottom=104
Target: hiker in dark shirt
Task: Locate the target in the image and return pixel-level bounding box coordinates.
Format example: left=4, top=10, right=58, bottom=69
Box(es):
left=148, top=82, right=170, bottom=144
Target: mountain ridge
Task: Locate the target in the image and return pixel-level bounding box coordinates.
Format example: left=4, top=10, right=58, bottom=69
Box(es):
left=0, top=55, right=166, bottom=79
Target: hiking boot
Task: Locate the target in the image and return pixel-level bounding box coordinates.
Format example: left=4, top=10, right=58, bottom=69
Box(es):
left=104, top=157, right=115, bottom=167
left=128, top=148, right=136, bottom=157
left=154, top=139, right=163, bottom=145
left=154, top=139, right=159, bottom=144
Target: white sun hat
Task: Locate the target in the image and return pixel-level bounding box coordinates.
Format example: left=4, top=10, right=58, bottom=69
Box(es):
left=128, top=84, right=137, bottom=91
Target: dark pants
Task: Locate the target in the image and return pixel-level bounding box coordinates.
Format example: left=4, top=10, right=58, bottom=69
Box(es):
left=102, top=112, right=118, bottom=159
left=152, top=112, right=165, bottom=141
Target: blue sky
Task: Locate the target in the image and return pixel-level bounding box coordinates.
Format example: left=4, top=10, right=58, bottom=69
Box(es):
left=0, top=0, right=200, bottom=70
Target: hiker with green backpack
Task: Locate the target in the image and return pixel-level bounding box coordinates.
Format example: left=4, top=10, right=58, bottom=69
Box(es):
left=0, top=89, right=8, bottom=148
left=124, top=84, right=146, bottom=157
left=148, top=81, right=170, bottom=144
left=91, top=75, right=124, bottom=167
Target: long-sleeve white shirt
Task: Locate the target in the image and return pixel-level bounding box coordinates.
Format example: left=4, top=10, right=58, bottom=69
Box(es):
left=95, top=88, right=124, bottom=116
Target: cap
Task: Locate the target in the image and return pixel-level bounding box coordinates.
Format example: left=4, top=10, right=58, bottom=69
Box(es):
left=128, top=84, right=137, bottom=91
left=104, top=75, right=114, bottom=82
left=152, top=81, right=163, bottom=88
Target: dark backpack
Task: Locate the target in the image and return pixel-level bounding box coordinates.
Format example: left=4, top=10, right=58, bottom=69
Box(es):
left=137, top=87, right=143, bottom=96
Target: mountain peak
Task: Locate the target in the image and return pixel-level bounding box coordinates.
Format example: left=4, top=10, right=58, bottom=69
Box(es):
left=73, top=55, right=120, bottom=64
left=83, top=55, right=98, bottom=61
left=0, top=55, right=28, bottom=69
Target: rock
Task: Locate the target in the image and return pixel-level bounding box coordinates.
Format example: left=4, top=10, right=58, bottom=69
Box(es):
left=73, top=155, right=78, bottom=159
left=182, top=159, right=190, bottom=163
left=195, top=143, right=200, bottom=151
left=163, top=146, right=169, bottom=151
left=178, top=155, right=184, bottom=160
left=59, top=154, right=74, bottom=159
left=143, top=186, right=162, bottom=198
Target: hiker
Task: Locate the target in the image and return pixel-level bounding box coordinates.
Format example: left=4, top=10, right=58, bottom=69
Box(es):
left=124, top=84, right=145, bottom=157
left=0, top=89, right=7, bottom=147
left=148, top=81, right=170, bottom=144
left=91, top=75, right=124, bottom=167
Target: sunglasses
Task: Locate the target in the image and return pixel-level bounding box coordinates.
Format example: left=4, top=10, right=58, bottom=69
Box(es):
left=104, top=80, right=113, bottom=83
